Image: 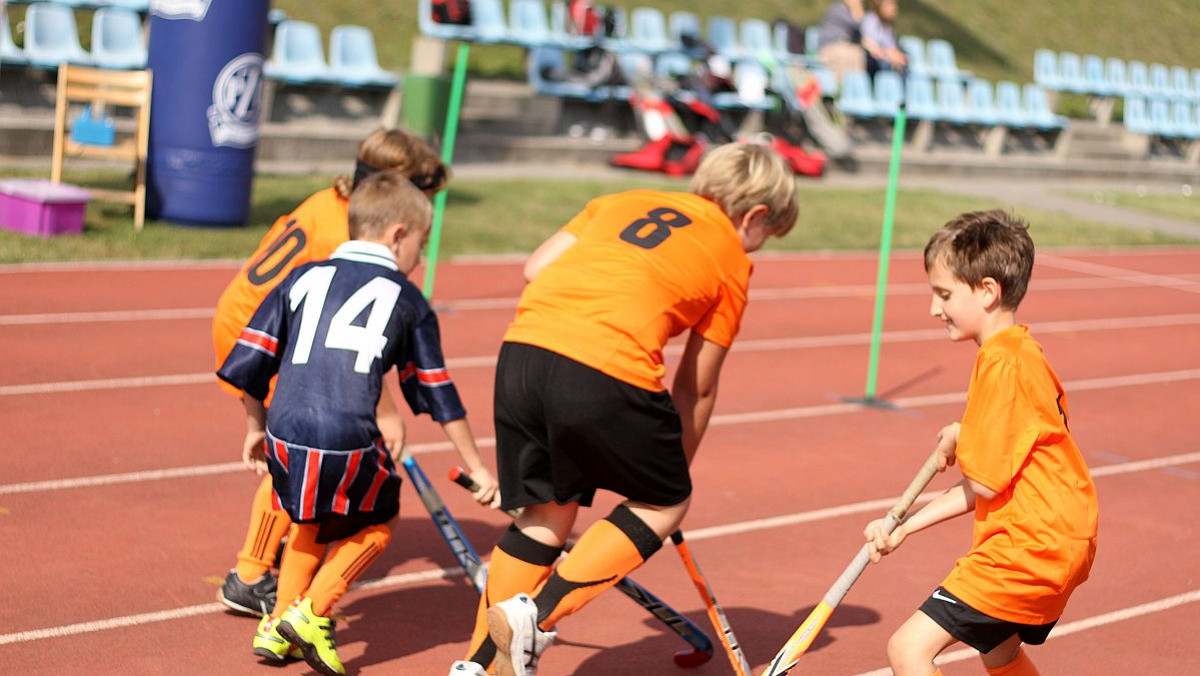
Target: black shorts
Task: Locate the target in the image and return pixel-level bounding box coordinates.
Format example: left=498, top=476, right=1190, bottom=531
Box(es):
left=919, top=586, right=1058, bottom=654
left=493, top=342, right=692, bottom=511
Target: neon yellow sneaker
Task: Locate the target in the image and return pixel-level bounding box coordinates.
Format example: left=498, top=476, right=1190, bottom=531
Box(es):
left=252, top=615, right=303, bottom=662
left=277, top=597, right=345, bottom=676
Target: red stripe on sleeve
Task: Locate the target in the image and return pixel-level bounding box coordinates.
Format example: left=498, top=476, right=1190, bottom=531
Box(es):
left=238, top=329, right=278, bottom=355
left=416, top=368, right=451, bottom=385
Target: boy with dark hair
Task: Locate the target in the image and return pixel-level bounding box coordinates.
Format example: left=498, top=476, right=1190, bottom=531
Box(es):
left=864, top=210, right=1099, bottom=676
left=218, top=171, right=491, bottom=676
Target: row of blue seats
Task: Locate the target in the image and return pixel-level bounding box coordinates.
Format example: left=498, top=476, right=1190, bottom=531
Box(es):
left=267, top=20, right=397, bottom=88
left=1035, top=50, right=1200, bottom=103
left=5, top=0, right=148, bottom=9
left=1, top=3, right=144, bottom=69
left=1125, top=97, right=1200, bottom=140
left=838, top=71, right=1066, bottom=131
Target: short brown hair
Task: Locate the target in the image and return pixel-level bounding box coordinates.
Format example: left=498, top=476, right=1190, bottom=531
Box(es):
left=690, top=141, right=799, bottom=237
left=347, top=170, right=432, bottom=241
left=924, top=210, right=1035, bottom=309
left=333, top=128, right=449, bottom=199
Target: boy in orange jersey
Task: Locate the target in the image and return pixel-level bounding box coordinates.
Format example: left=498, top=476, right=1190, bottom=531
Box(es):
left=212, top=128, right=497, bottom=617
left=448, top=141, right=800, bottom=676
left=863, top=210, right=1099, bottom=676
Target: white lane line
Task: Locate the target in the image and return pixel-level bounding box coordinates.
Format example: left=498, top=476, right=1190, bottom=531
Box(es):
left=1, top=451, right=1195, bottom=647
left=2, top=273, right=1191, bottom=326
left=0, top=439, right=488, bottom=496
left=4, top=370, right=1199, bottom=497
left=849, top=589, right=1200, bottom=676
left=6, top=312, right=1199, bottom=398
left=1039, top=255, right=1200, bottom=295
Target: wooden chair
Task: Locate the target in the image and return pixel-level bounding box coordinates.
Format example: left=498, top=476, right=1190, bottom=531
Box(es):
left=51, top=63, right=153, bottom=231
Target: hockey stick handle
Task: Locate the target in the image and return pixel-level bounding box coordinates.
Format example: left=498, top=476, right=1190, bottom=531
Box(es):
left=449, top=465, right=716, bottom=667
left=399, top=450, right=487, bottom=593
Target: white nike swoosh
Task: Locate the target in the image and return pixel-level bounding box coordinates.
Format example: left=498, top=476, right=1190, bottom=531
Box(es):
left=931, top=589, right=958, bottom=604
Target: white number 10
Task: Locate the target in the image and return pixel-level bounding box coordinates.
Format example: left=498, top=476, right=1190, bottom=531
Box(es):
left=288, top=266, right=401, bottom=374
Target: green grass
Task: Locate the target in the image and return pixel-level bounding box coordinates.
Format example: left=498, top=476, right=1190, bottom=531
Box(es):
left=0, top=171, right=1187, bottom=264
left=1065, top=188, right=1200, bottom=225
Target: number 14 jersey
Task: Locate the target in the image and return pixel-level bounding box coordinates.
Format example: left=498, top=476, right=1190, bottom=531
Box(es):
left=504, top=190, right=753, bottom=392
left=218, top=240, right=466, bottom=451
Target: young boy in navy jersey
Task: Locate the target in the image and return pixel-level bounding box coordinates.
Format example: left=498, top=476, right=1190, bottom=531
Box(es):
left=218, top=171, right=492, bottom=676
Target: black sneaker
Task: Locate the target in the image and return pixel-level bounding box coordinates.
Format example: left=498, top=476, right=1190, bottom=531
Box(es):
left=218, top=569, right=277, bottom=616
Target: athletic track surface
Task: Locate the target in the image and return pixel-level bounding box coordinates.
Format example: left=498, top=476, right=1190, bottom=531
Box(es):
left=1, top=248, right=1197, bottom=675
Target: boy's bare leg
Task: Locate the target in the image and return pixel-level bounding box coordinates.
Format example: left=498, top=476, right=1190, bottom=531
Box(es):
left=982, top=636, right=1040, bottom=676
left=886, top=611, right=958, bottom=676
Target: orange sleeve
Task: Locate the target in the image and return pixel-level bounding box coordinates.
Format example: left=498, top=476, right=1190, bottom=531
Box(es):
left=691, top=265, right=750, bottom=348
left=560, top=196, right=607, bottom=236
left=956, top=356, right=1040, bottom=494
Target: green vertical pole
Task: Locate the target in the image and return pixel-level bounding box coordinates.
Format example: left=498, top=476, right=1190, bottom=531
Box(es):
left=864, top=105, right=907, bottom=401
left=422, top=42, right=471, bottom=300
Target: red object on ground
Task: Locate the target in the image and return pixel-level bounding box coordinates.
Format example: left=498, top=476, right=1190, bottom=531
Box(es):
left=771, top=137, right=827, bottom=177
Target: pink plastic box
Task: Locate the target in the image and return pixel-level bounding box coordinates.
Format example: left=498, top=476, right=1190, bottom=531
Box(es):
left=0, top=179, right=91, bottom=237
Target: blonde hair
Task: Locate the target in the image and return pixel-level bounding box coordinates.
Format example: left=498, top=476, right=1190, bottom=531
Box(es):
left=690, top=142, right=799, bottom=236
left=347, top=170, right=433, bottom=241
left=333, top=128, right=449, bottom=199
left=924, top=210, right=1035, bottom=310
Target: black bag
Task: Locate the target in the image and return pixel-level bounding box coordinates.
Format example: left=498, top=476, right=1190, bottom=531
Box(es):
left=773, top=17, right=806, bottom=54
left=432, top=0, right=472, bottom=25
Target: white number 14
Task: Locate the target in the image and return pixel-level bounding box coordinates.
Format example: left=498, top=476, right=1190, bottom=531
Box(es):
left=288, top=266, right=400, bottom=374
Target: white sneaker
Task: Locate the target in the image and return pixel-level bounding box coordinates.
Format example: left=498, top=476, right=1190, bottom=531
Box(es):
left=487, top=593, right=556, bottom=676
left=448, top=660, right=488, bottom=676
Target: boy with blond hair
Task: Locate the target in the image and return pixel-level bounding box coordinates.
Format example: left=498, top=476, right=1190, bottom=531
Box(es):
left=449, top=141, right=801, bottom=676
left=864, top=210, right=1099, bottom=676
left=218, top=172, right=491, bottom=676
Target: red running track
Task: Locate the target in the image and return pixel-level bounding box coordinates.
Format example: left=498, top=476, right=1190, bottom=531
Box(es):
left=0, top=249, right=1198, bottom=675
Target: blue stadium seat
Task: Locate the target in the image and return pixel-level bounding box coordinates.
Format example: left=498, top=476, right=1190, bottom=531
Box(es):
left=925, top=39, right=968, bottom=80
left=1055, top=51, right=1087, bottom=94
left=1033, top=49, right=1060, bottom=90
left=417, top=0, right=476, bottom=41
left=813, top=66, right=838, bottom=97
left=772, top=20, right=803, bottom=65
left=1147, top=98, right=1173, bottom=136
left=739, top=18, right=773, bottom=62
left=1126, top=61, right=1151, bottom=96
left=1082, top=55, right=1111, bottom=96
left=899, top=35, right=927, bottom=76
left=966, top=79, right=999, bottom=126
left=329, top=25, right=398, bottom=88
left=610, top=51, right=651, bottom=100
left=1149, top=63, right=1172, bottom=99
left=1169, top=101, right=1198, bottom=139
left=805, top=25, right=820, bottom=58
left=265, top=20, right=333, bottom=84
left=836, top=70, right=875, bottom=117
left=1105, top=58, right=1128, bottom=98
left=1193, top=69, right=1200, bottom=101
left=1169, top=66, right=1192, bottom=102
left=873, top=70, right=904, bottom=118
left=668, top=10, right=701, bottom=47
left=471, top=0, right=510, bottom=44
left=712, top=61, right=773, bottom=110
left=904, top=75, right=938, bottom=120
left=994, top=81, right=1026, bottom=128
left=90, top=7, right=146, bottom=70
left=527, top=46, right=608, bottom=101
left=1022, top=84, right=1067, bottom=129
left=628, top=6, right=673, bottom=53
left=655, top=52, right=693, bottom=81
left=1, top=8, right=27, bottom=65
left=508, top=0, right=555, bottom=48
left=107, top=0, right=151, bottom=10
left=24, top=2, right=92, bottom=68
left=706, top=16, right=739, bottom=60
left=937, top=78, right=970, bottom=125
left=1123, top=97, right=1154, bottom=135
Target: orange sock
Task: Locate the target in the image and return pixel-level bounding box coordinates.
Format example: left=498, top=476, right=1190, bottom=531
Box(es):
left=986, top=649, right=1041, bottom=676
left=272, top=523, right=326, bottom=618
left=466, top=525, right=561, bottom=667
left=306, top=524, right=392, bottom=616
left=234, top=475, right=293, bottom=583
left=534, top=505, right=662, bottom=629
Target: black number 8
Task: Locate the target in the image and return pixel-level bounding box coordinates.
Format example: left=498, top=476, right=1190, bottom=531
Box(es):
left=619, top=207, right=692, bottom=249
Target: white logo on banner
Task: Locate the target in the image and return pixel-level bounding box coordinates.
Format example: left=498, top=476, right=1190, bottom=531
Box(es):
left=149, top=0, right=213, bottom=21
left=207, top=52, right=264, bottom=148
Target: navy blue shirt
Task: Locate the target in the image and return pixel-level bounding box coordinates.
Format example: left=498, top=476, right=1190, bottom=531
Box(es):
left=218, top=240, right=466, bottom=451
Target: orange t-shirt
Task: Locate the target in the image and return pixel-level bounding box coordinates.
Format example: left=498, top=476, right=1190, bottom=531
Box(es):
left=212, top=188, right=350, bottom=397
left=942, top=324, right=1099, bottom=625
left=504, top=190, right=752, bottom=392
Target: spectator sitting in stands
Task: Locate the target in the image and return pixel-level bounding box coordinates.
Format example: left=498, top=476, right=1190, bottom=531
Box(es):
left=861, top=0, right=907, bottom=77
left=553, top=0, right=618, bottom=88
left=817, top=0, right=866, bottom=83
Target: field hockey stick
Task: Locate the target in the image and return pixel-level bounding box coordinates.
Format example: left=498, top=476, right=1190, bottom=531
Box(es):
left=672, top=530, right=754, bottom=676
left=449, top=466, right=715, bottom=668
left=398, top=448, right=488, bottom=593
left=761, top=449, right=943, bottom=676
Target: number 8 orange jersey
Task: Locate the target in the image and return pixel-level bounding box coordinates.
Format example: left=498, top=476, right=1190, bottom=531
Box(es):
left=212, top=188, right=351, bottom=399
